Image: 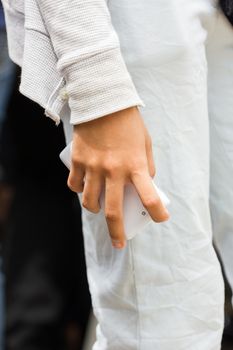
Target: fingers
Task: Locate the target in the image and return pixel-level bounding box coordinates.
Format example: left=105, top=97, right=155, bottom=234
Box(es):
left=131, top=172, right=169, bottom=222
left=145, top=136, right=156, bottom=178
left=144, top=126, right=156, bottom=177
left=105, top=177, right=126, bottom=249
left=82, top=172, right=102, bottom=213
left=68, top=159, right=126, bottom=249
left=67, top=164, right=85, bottom=193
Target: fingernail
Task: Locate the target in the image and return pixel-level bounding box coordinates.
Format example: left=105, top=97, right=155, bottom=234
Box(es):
left=112, top=240, right=126, bottom=249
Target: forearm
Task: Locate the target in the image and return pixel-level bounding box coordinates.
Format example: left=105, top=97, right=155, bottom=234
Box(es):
left=37, top=0, right=144, bottom=124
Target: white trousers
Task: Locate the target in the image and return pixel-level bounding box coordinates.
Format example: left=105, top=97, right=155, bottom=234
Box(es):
left=207, top=8, right=233, bottom=306
left=62, top=0, right=233, bottom=348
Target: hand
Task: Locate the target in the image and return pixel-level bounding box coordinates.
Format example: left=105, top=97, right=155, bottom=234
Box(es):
left=68, top=107, right=169, bottom=249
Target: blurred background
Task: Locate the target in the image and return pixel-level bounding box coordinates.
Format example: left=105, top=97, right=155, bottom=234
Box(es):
left=0, top=4, right=94, bottom=349
left=0, top=2, right=233, bottom=350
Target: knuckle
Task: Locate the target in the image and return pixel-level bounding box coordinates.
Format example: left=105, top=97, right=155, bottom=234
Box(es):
left=143, top=196, right=160, bottom=209
left=82, top=199, right=89, bottom=210
left=109, top=231, right=119, bottom=240
left=67, top=178, right=75, bottom=191
left=87, top=159, right=100, bottom=172
left=82, top=195, right=91, bottom=206
left=82, top=201, right=99, bottom=214
left=82, top=196, right=100, bottom=213
left=71, top=155, right=83, bottom=167
left=67, top=177, right=83, bottom=193
left=105, top=210, right=121, bottom=222
left=91, top=207, right=101, bottom=214
left=130, top=167, right=147, bottom=179
left=103, top=161, right=122, bottom=176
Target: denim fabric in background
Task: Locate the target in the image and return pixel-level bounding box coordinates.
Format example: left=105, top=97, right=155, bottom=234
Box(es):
left=0, top=30, right=15, bottom=129
left=0, top=3, right=5, bottom=29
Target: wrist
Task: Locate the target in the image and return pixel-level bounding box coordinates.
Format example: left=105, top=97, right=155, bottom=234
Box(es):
left=73, top=106, right=139, bottom=131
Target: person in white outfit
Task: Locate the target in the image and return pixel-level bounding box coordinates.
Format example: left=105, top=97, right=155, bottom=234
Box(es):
left=2, top=0, right=233, bottom=349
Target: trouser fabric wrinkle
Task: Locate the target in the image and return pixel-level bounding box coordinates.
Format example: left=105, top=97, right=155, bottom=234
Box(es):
left=62, top=1, right=228, bottom=349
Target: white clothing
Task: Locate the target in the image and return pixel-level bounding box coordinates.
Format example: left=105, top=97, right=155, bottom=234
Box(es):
left=207, top=11, right=233, bottom=303
left=2, top=0, right=143, bottom=124
left=61, top=1, right=229, bottom=349
left=3, top=0, right=233, bottom=348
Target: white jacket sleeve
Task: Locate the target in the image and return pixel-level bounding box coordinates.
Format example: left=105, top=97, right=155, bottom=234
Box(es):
left=36, top=0, right=144, bottom=124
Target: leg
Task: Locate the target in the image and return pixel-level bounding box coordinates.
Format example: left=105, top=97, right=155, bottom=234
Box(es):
left=207, top=11, right=233, bottom=303
left=2, top=91, right=91, bottom=350
left=62, top=1, right=224, bottom=348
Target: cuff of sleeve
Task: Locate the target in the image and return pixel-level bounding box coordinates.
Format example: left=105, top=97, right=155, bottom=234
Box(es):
left=61, top=47, right=145, bottom=125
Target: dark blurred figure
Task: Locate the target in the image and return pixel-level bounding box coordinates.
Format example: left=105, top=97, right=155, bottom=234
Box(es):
left=219, top=0, right=233, bottom=25
left=0, top=4, right=16, bottom=348
left=0, top=69, right=91, bottom=350
left=0, top=3, right=15, bottom=131
left=223, top=279, right=233, bottom=350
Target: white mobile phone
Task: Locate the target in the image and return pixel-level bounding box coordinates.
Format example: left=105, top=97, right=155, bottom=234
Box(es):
left=60, top=142, right=170, bottom=240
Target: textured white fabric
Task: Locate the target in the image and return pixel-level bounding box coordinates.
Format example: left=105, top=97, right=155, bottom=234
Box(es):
left=3, top=0, right=232, bottom=348
left=2, top=0, right=144, bottom=124
left=62, top=1, right=226, bottom=349
left=2, top=0, right=67, bottom=124
left=207, top=12, right=233, bottom=303
left=37, top=0, right=145, bottom=124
